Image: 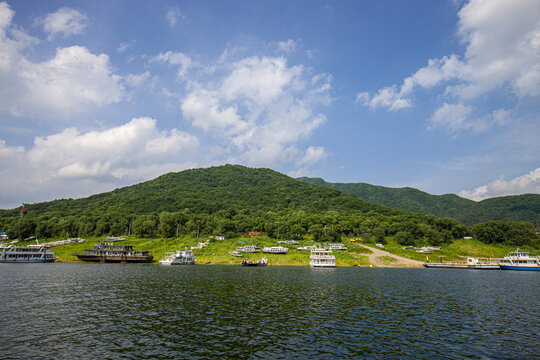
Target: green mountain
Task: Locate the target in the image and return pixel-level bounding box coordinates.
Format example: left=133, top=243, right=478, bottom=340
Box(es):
left=297, top=177, right=540, bottom=226
left=1, top=165, right=536, bottom=246
left=19, top=165, right=395, bottom=217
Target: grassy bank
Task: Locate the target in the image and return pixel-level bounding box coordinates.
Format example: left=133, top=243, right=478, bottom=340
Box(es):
left=30, top=235, right=371, bottom=266
left=13, top=235, right=538, bottom=267
left=372, top=237, right=539, bottom=263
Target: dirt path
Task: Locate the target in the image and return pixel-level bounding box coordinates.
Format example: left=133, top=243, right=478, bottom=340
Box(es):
left=359, top=244, right=424, bottom=268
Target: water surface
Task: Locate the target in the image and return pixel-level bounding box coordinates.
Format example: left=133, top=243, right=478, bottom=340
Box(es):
left=0, top=264, right=538, bottom=359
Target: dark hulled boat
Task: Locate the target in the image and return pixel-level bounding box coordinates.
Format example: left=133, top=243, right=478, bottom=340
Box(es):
left=76, top=242, right=153, bottom=263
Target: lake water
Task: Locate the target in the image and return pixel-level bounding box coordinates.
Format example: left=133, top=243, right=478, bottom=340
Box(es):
left=0, top=264, right=538, bottom=359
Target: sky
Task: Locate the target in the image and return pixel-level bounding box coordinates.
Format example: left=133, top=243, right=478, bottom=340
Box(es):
left=0, top=0, right=539, bottom=209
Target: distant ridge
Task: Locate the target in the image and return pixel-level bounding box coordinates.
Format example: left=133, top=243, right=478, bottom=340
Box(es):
left=297, top=177, right=540, bottom=226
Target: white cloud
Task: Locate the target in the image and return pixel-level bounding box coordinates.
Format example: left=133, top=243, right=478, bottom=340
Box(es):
left=298, top=146, right=327, bottom=166
left=39, top=7, right=87, bottom=40
left=428, top=103, right=512, bottom=134
left=117, top=40, right=135, bottom=53
left=0, top=117, right=199, bottom=208
left=358, top=0, right=540, bottom=133
left=459, top=167, right=540, bottom=200
left=149, top=51, right=192, bottom=79
left=0, top=4, right=124, bottom=118
left=180, top=54, right=331, bottom=168
left=278, top=39, right=296, bottom=53
left=124, top=71, right=150, bottom=87
left=166, top=8, right=184, bottom=28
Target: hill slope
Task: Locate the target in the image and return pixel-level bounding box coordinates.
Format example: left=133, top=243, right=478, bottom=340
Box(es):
left=15, top=165, right=397, bottom=217
left=297, top=177, right=540, bottom=226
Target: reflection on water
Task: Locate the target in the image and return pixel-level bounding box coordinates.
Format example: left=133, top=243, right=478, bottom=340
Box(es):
left=0, top=264, right=538, bottom=359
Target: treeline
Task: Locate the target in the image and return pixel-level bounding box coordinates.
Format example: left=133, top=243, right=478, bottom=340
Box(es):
left=1, top=165, right=537, bottom=247
left=2, top=209, right=537, bottom=247
left=297, top=177, right=540, bottom=226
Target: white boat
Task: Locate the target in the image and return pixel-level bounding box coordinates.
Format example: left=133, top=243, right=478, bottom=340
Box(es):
left=0, top=243, right=57, bottom=263
left=159, top=249, right=196, bottom=265
left=310, top=247, right=336, bottom=267
left=237, top=245, right=260, bottom=253
left=297, top=245, right=318, bottom=251
left=328, top=243, right=347, bottom=250
left=277, top=240, right=299, bottom=245
left=262, top=246, right=288, bottom=254
left=424, top=257, right=499, bottom=270
left=499, top=248, right=540, bottom=271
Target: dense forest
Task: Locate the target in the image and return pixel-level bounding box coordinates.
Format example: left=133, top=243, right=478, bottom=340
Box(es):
left=298, top=177, right=540, bottom=226
left=0, top=165, right=537, bottom=247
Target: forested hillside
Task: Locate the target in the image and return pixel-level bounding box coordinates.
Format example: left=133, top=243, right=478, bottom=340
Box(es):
left=297, top=177, right=540, bottom=226
left=0, top=165, right=536, bottom=247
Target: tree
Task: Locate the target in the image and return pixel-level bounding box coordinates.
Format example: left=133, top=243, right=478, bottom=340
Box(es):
left=372, top=227, right=385, bottom=244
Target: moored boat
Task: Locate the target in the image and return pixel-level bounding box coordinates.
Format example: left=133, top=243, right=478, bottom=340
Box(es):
left=241, top=256, right=268, bottom=267
left=499, top=249, right=540, bottom=271
left=424, top=257, right=500, bottom=270
left=262, top=246, right=288, bottom=254
left=0, top=243, right=57, bottom=263
left=76, top=241, right=153, bottom=263
left=237, top=245, right=260, bottom=253
left=310, top=246, right=336, bottom=267
left=159, top=249, right=196, bottom=265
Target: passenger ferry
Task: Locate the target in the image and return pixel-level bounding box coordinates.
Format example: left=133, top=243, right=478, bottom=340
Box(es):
left=0, top=243, right=57, bottom=263
left=262, top=246, right=288, bottom=254
left=76, top=242, right=153, bottom=263
left=310, top=247, right=336, bottom=268
left=499, top=249, right=540, bottom=271
left=159, top=249, right=196, bottom=265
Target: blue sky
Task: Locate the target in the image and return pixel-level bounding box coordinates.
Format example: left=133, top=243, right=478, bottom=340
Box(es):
left=0, top=0, right=539, bottom=209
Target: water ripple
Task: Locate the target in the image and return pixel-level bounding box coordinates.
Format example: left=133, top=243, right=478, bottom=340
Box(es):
left=1, top=264, right=538, bottom=359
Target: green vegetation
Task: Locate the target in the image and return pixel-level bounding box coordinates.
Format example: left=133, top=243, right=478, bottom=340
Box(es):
left=376, top=237, right=538, bottom=263
left=297, top=177, right=540, bottom=226
left=31, top=234, right=371, bottom=266
left=0, top=165, right=537, bottom=252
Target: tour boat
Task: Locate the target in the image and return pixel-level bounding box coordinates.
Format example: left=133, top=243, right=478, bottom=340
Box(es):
left=159, top=249, right=196, bottom=265
left=499, top=249, right=540, bottom=271
left=262, top=246, right=288, bottom=254
left=310, top=247, right=336, bottom=268
left=0, top=243, right=57, bottom=263
left=241, top=256, right=268, bottom=267
left=76, top=242, right=153, bottom=263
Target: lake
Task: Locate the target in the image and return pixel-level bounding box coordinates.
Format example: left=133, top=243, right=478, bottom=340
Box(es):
left=0, top=264, right=538, bottom=359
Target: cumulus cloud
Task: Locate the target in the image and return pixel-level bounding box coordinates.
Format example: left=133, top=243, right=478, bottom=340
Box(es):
left=0, top=118, right=199, bottom=208
left=165, top=7, right=184, bottom=28
left=358, top=0, right=540, bottom=134
left=459, top=167, right=540, bottom=200
left=38, top=7, right=87, bottom=40
left=0, top=3, right=124, bottom=118
left=180, top=55, right=331, bottom=167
